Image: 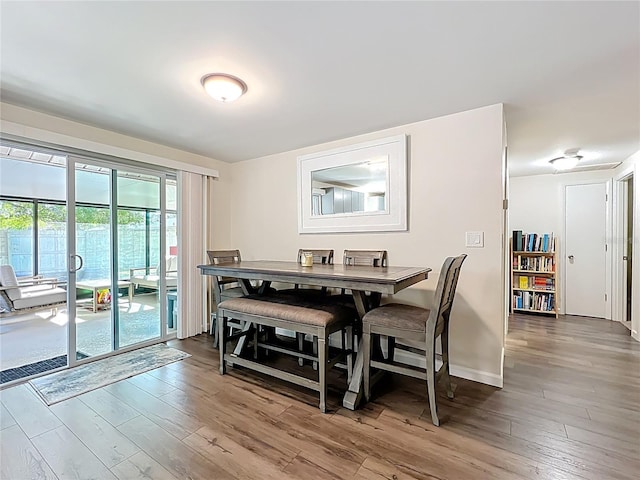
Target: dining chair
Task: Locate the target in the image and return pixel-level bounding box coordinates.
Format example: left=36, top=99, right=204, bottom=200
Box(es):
left=207, top=249, right=246, bottom=346
left=277, top=249, right=334, bottom=366
left=362, top=254, right=467, bottom=426
left=330, top=249, right=388, bottom=376
left=338, top=250, right=387, bottom=305
left=279, top=249, right=334, bottom=296
left=343, top=249, right=387, bottom=267
left=294, top=249, right=387, bottom=371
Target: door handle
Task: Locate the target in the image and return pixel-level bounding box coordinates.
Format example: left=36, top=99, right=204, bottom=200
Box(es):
left=70, top=254, right=84, bottom=273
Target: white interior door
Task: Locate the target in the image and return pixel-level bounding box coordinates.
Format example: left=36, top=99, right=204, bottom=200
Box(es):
left=565, top=183, right=607, bottom=318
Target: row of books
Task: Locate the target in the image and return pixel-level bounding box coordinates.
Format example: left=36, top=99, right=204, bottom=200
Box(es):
left=515, top=275, right=554, bottom=291
left=513, top=255, right=555, bottom=272
left=513, top=291, right=555, bottom=312
left=512, top=231, right=555, bottom=252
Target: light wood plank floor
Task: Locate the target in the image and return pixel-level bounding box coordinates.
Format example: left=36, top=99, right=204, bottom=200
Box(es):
left=1, top=314, right=639, bottom=479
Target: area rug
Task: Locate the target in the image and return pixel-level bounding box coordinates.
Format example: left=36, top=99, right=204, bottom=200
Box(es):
left=29, top=344, right=190, bottom=405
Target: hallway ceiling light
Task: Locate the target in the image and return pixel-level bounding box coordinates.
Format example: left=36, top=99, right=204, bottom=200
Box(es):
left=549, top=150, right=583, bottom=171
left=201, top=73, right=247, bottom=103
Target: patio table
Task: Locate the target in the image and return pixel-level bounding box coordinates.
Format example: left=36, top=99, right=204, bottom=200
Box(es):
left=76, top=279, right=133, bottom=313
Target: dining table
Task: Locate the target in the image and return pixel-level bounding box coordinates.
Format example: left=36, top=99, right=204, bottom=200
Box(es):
left=198, top=260, right=430, bottom=410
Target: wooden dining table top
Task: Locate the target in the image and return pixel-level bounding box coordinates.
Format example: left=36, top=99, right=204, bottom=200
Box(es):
left=198, top=260, right=431, bottom=295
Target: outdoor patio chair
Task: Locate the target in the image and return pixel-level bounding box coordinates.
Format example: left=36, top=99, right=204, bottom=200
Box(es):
left=0, top=265, right=67, bottom=317
left=129, top=255, right=178, bottom=293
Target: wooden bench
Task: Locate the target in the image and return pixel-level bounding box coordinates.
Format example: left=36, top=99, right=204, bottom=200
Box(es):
left=218, top=295, right=355, bottom=412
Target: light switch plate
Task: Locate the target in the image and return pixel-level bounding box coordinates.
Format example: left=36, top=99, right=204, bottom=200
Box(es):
left=465, top=231, right=484, bottom=248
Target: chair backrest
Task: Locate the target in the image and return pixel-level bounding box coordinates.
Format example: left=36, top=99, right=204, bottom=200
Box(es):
left=207, top=249, right=242, bottom=265
left=296, top=249, right=334, bottom=265
left=427, top=254, right=467, bottom=338
left=343, top=250, right=387, bottom=267
left=0, top=265, right=21, bottom=301
left=207, top=250, right=242, bottom=287
left=156, top=255, right=178, bottom=274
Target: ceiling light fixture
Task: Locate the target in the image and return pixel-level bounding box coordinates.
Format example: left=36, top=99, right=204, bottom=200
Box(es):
left=549, top=150, right=583, bottom=171
left=201, top=73, right=247, bottom=103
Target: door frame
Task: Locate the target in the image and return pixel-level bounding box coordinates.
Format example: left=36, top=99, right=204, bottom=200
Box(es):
left=612, top=165, right=635, bottom=326
left=562, top=181, right=613, bottom=319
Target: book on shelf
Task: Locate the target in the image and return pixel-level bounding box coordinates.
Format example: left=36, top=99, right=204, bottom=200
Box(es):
left=512, top=230, right=555, bottom=253
left=516, top=256, right=555, bottom=272
left=514, top=275, right=554, bottom=291
left=512, top=291, right=555, bottom=311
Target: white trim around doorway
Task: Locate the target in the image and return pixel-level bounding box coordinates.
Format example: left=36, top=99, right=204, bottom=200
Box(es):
left=612, top=166, right=634, bottom=324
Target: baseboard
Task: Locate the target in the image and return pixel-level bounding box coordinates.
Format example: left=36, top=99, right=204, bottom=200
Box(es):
left=450, top=363, right=503, bottom=388
left=276, top=329, right=504, bottom=388
left=392, top=349, right=503, bottom=388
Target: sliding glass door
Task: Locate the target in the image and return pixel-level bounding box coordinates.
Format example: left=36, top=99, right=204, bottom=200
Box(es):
left=67, top=157, right=172, bottom=365
left=0, top=142, right=177, bottom=384
left=70, top=161, right=114, bottom=359
left=116, top=169, right=164, bottom=348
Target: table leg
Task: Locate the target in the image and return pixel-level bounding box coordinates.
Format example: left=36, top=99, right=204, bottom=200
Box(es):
left=258, top=281, right=272, bottom=294
left=232, top=321, right=254, bottom=356
left=342, top=290, right=368, bottom=410
left=128, top=283, right=133, bottom=305
left=343, top=336, right=365, bottom=409
left=342, top=290, right=385, bottom=410
left=92, top=287, right=97, bottom=313
left=239, top=279, right=257, bottom=295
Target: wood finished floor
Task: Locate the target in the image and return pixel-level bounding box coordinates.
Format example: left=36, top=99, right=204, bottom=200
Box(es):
left=1, top=313, right=639, bottom=480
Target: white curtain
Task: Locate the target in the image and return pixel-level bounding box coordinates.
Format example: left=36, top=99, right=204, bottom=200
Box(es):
left=177, top=171, right=214, bottom=339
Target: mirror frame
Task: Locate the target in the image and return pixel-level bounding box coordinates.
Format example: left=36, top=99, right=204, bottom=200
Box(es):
left=297, top=134, right=407, bottom=234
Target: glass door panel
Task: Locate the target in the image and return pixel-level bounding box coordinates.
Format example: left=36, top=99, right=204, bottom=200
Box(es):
left=38, top=204, right=67, bottom=282
left=117, top=171, right=162, bottom=347
left=74, top=163, right=114, bottom=359
left=0, top=200, right=34, bottom=277
left=0, top=148, right=70, bottom=380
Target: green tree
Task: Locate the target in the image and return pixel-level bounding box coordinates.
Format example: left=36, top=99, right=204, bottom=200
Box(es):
left=0, top=200, right=146, bottom=230
left=0, top=201, right=33, bottom=229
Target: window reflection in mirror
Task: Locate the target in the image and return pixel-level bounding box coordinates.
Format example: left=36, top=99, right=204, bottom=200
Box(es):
left=311, top=156, right=388, bottom=216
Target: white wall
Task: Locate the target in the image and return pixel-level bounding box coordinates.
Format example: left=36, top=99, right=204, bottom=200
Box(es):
left=510, top=170, right=613, bottom=235
left=229, top=104, right=506, bottom=387
left=510, top=170, right=614, bottom=315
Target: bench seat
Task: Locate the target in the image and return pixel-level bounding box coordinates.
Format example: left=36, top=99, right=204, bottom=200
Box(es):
left=219, top=296, right=353, bottom=327
left=218, top=295, right=355, bottom=412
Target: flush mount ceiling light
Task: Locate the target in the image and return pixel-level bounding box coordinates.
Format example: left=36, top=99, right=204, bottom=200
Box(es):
left=549, top=150, right=583, bottom=171
left=201, top=73, right=247, bottom=103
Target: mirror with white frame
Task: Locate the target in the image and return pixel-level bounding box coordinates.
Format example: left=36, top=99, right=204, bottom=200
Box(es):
left=298, top=134, right=407, bottom=233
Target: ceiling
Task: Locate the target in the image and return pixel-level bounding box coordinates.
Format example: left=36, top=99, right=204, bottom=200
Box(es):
left=1, top=1, right=638, bottom=176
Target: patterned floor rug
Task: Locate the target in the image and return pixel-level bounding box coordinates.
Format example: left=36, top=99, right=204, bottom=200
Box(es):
left=29, top=343, right=190, bottom=405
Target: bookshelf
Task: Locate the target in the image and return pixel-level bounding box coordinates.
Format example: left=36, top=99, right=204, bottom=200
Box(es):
left=511, top=231, right=558, bottom=318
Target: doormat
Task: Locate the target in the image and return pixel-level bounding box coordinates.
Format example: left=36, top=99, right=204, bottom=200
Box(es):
left=0, top=352, right=88, bottom=385
left=29, top=344, right=190, bottom=405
